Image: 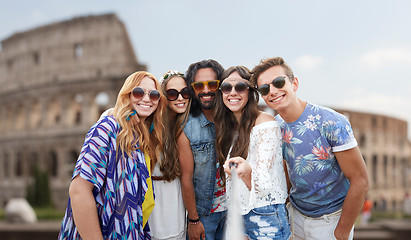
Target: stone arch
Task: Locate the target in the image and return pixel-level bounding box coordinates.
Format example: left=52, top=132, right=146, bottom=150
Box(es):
left=95, top=91, right=111, bottom=117
left=28, top=152, right=39, bottom=177
left=29, top=99, right=41, bottom=129
left=3, top=152, right=10, bottom=178
left=5, top=105, right=13, bottom=132
left=403, top=157, right=409, bottom=187
left=15, top=103, right=25, bottom=130
left=372, top=155, right=378, bottom=187
left=68, top=94, right=83, bottom=126
left=15, top=151, right=24, bottom=177
left=47, top=151, right=58, bottom=178
left=383, top=155, right=388, bottom=187
left=88, top=91, right=102, bottom=123
left=67, top=149, right=79, bottom=177
left=47, top=98, right=61, bottom=126
left=0, top=152, right=3, bottom=180
left=0, top=105, right=5, bottom=133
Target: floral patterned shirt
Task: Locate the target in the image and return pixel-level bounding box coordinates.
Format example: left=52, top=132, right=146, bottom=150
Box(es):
left=276, top=102, right=357, bottom=218
left=210, top=161, right=227, bottom=213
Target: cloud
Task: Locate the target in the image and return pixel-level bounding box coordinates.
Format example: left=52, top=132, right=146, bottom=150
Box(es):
left=358, top=46, right=411, bottom=68
left=294, top=55, right=324, bottom=70
left=30, top=9, right=45, bottom=20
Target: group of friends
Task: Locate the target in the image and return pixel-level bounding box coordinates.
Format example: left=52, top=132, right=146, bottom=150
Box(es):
left=58, top=57, right=369, bottom=240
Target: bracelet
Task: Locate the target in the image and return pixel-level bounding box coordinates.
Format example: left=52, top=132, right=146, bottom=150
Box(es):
left=188, top=217, right=200, bottom=223
left=188, top=221, right=200, bottom=225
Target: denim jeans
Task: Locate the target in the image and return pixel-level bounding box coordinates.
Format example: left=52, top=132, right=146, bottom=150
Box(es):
left=243, top=204, right=290, bottom=240
left=199, top=210, right=227, bottom=240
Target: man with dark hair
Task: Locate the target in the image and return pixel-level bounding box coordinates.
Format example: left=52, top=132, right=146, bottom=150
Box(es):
left=251, top=57, right=369, bottom=240
left=177, top=59, right=226, bottom=240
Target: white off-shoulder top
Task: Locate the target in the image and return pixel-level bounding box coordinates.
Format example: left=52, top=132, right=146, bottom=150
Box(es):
left=226, top=120, right=288, bottom=215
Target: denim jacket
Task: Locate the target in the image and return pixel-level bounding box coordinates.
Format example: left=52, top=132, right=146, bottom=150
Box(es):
left=183, top=112, right=217, bottom=216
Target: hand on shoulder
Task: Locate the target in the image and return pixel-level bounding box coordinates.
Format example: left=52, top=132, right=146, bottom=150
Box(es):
left=255, top=111, right=276, bottom=126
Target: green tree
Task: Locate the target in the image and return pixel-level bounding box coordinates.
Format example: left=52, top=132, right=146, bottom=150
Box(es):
left=26, top=166, right=53, bottom=208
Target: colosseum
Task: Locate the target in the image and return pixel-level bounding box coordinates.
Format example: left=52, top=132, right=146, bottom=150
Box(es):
left=334, top=108, right=411, bottom=212
left=0, top=13, right=146, bottom=209
left=0, top=13, right=410, bottom=212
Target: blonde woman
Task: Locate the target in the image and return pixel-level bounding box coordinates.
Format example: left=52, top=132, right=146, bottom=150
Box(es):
left=59, top=71, right=166, bottom=240
left=148, top=70, right=191, bottom=240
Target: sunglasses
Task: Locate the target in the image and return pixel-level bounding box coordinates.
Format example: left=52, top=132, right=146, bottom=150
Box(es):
left=132, top=87, right=160, bottom=101
left=166, top=87, right=190, bottom=101
left=257, top=76, right=287, bottom=96
left=191, top=80, right=220, bottom=92
left=219, top=81, right=250, bottom=94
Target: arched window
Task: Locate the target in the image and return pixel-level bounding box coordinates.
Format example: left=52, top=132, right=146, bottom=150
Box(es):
left=29, top=152, right=39, bottom=177
left=74, top=43, right=83, bottom=59
left=4, top=153, right=9, bottom=178
left=383, top=155, right=388, bottom=187
left=16, top=152, right=23, bottom=177
left=372, top=155, right=378, bottom=187
left=48, top=151, right=58, bottom=177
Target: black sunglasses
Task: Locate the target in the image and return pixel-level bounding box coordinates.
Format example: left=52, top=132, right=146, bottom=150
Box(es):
left=132, top=87, right=160, bottom=101
left=219, top=81, right=250, bottom=94
left=166, top=87, right=190, bottom=101
left=257, top=76, right=287, bottom=96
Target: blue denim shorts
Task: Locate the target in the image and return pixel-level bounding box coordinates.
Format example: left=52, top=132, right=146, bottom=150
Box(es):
left=243, top=203, right=290, bottom=240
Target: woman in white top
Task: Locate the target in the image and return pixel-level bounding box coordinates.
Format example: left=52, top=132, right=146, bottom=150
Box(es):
left=148, top=70, right=191, bottom=240
left=214, top=66, right=291, bottom=240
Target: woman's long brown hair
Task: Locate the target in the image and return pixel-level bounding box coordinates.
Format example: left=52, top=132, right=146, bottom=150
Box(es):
left=159, top=74, right=191, bottom=181
left=214, top=66, right=259, bottom=182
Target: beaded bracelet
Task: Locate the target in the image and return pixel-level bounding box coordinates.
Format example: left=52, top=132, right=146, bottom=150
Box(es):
left=188, top=218, right=200, bottom=224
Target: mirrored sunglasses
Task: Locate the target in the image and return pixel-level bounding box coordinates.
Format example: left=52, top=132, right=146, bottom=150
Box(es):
left=219, top=81, right=250, bottom=94
left=166, top=87, right=190, bottom=101
left=257, top=76, right=287, bottom=96
left=191, top=80, right=220, bottom=92
left=132, top=87, right=160, bottom=101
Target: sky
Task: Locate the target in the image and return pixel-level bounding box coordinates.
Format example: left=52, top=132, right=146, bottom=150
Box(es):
left=1, top=0, right=411, bottom=138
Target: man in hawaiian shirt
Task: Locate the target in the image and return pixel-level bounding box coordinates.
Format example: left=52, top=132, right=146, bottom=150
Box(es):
left=251, top=57, right=369, bottom=240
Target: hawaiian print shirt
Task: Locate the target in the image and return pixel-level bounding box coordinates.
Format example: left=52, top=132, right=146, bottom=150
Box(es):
left=211, top=161, right=227, bottom=213
left=276, top=102, right=357, bottom=218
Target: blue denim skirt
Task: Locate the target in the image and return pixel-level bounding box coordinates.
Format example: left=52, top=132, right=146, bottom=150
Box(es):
left=243, top=203, right=290, bottom=240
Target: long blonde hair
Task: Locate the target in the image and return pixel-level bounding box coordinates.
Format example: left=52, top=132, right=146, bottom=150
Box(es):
left=113, top=71, right=166, bottom=167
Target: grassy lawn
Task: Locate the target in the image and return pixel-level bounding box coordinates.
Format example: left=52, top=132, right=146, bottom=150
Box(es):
left=0, top=208, right=65, bottom=221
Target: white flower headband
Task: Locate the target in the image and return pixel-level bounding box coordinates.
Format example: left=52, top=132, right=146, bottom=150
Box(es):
left=160, top=70, right=184, bottom=83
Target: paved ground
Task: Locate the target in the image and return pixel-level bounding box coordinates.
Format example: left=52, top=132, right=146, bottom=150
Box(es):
left=355, top=219, right=411, bottom=240
left=0, top=219, right=410, bottom=240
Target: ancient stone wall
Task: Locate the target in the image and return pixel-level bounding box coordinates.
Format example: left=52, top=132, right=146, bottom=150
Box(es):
left=335, top=109, right=411, bottom=212
left=0, top=13, right=146, bottom=209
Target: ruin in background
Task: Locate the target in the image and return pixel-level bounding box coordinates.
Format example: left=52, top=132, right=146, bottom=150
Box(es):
left=0, top=13, right=146, bottom=209
left=0, top=13, right=410, bottom=212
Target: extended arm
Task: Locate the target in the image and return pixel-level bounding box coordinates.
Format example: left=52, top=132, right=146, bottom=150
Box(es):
left=69, top=176, right=104, bottom=240
left=177, top=132, right=205, bottom=240
left=334, top=146, right=369, bottom=240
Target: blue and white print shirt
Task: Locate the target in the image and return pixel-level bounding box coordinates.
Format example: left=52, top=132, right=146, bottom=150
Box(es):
left=276, top=102, right=357, bottom=218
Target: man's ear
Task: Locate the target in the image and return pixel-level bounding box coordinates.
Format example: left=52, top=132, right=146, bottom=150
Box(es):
left=293, top=77, right=299, bottom=92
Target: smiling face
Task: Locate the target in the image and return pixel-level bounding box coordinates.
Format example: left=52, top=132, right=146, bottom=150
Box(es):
left=130, top=76, right=159, bottom=121
left=257, top=65, right=297, bottom=114
left=221, top=71, right=249, bottom=118
left=165, top=76, right=189, bottom=114
left=193, top=68, right=218, bottom=110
